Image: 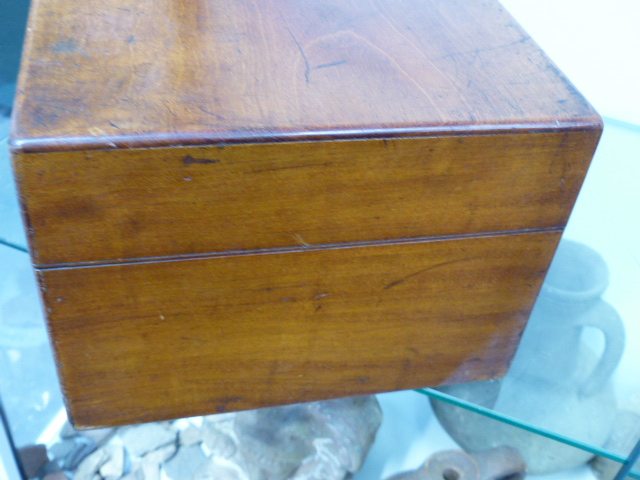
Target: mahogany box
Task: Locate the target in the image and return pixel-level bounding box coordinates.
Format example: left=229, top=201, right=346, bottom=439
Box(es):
left=10, top=0, right=601, bottom=427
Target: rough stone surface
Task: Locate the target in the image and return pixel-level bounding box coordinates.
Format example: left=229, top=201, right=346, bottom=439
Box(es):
left=140, top=460, right=161, bottom=480
left=36, top=460, right=62, bottom=479
left=193, top=458, right=246, bottom=480
left=18, top=444, right=49, bottom=479
left=74, top=447, right=110, bottom=480
left=119, top=467, right=139, bottom=480
left=51, top=437, right=98, bottom=471
left=45, top=396, right=381, bottom=480
left=99, top=445, right=126, bottom=480
left=60, top=423, right=114, bottom=446
left=119, top=424, right=177, bottom=457
left=42, top=472, right=70, bottom=480
left=163, top=445, right=208, bottom=480
left=201, top=423, right=236, bottom=458
left=60, top=422, right=78, bottom=439
left=179, top=424, right=202, bottom=447
left=289, top=438, right=349, bottom=480
left=235, top=396, right=382, bottom=480
left=49, top=439, right=77, bottom=460
left=81, top=428, right=117, bottom=446
left=143, top=443, right=177, bottom=465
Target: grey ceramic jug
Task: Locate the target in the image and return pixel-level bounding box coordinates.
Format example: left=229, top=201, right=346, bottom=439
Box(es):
left=431, top=240, right=626, bottom=474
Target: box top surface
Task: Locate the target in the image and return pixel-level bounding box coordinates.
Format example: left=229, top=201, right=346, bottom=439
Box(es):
left=11, top=0, right=600, bottom=153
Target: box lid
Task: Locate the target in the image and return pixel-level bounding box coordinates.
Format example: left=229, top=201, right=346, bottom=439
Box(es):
left=11, top=0, right=600, bottom=153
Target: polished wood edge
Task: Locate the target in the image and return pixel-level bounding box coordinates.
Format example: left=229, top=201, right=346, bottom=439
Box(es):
left=33, top=226, right=563, bottom=270
left=9, top=118, right=602, bottom=155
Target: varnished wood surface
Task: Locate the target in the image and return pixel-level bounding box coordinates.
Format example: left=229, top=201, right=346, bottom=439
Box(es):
left=40, top=231, right=561, bottom=427
left=16, top=131, right=597, bottom=266
left=10, top=0, right=600, bottom=152
left=11, top=0, right=602, bottom=427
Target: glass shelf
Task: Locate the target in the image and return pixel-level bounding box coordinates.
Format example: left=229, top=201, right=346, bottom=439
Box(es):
left=417, top=388, right=640, bottom=480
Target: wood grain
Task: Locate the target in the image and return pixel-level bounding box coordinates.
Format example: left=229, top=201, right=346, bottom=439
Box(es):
left=40, top=230, right=560, bottom=427
left=11, top=0, right=602, bottom=427
left=15, top=131, right=597, bottom=266
left=10, top=0, right=599, bottom=152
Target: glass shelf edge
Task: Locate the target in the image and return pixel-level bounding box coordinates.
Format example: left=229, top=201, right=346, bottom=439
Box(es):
left=602, top=116, right=640, bottom=132
left=415, top=388, right=636, bottom=474
left=0, top=238, right=29, bottom=254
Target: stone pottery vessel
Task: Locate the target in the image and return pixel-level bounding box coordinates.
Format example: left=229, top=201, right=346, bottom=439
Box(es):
left=431, top=240, right=625, bottom=474
left=384, top=447, right=526, bottom=480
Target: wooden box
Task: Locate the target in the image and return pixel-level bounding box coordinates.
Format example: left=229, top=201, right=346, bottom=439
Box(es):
left=10, top=0, right=601, bottom=427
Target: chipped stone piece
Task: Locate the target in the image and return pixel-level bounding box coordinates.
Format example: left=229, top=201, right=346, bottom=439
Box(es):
left=80, top=427, right=116, bottom=446
left=290, top=438, right=349, bottom=480
left=120, top=423, right=177, bottom=457
left=144, top=442, right=177, bottom=465
left=51, top=436, right=98, bottom=471
left=74, top=447, right=109, bottom=480
left=203, top=412, right=236, bottom=426
left=49, top=439, right=77, bottom=460
left=193, top=458, right=245, bottom=480
left=179, top=424, right=203, bottom=447
left=164, top=445, right=208, bottom=480
left=59, top=422, right=114, bottom=445
left=36, top=460, right=62, bottom=479
left=201, top=423, right=236, bottom=458
left=18, top=444, right=49, bottom=478
left=60, top=422, right=78, bottom=439
left=140, top=459, right=161, bottom=480
left=119, top=464, right=141, bottom=480
left=42, top=472, right=70, bottom=480
left=235, top=396, right=382, bottom=480
left=99, top=444, right=125, bottom=479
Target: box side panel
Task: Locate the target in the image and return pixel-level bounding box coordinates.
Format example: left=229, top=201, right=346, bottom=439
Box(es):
left=15, top=131, right=596, bottom=266
left=39, top=230, right=560, bottom=427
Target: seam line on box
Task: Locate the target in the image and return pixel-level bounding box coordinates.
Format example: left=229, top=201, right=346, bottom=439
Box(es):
left=33, top=226, right=564, bottom=271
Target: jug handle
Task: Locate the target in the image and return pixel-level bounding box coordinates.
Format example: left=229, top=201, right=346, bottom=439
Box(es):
left=574, top=300, right=625, bottom=396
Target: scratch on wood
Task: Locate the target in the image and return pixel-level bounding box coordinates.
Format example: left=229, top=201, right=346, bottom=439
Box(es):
left=161, top=100, right=177, bottom=117
left=384, top=256, right=481, bottom=290
left=292, top=233, right=310, bottom=246
left=313, top=60, right=348, bottom=70
left=285, top=27, right=311, bottom=84
left=526, top=269, right=547, bottom=280
left=198, top=106, right=226, bottom=120
left=183, top=155, right=220, bottom=165
left=181, top=336, right=208, bottom=343
left=250, top=161, right=333, bottom=174
left=549, top=134, right=570, bottom=192
left=214, top=396, right=243, bottom=413
left=433, top=36, right=530, bottom=62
